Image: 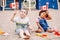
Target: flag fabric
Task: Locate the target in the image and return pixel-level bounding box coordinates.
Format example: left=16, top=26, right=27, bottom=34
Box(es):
left=10, top=3, right=17, bottom=9
left=0, top=0, right=58, bottom=10
left=41, top=2, right=48, bottom=10
left=36, top=0, right=58, bottom=10
left=41, top=5, right=48, bottom=10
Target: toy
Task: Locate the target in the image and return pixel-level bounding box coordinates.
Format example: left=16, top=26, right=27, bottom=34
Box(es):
left=42, top=34, right=47, bottom=38
left=0, top=31, right=9, bottom=36
left=0, top=32, right=5, bottom=35
left=2, top=32, right=9, bottom=36
left=0, top=28, right=2, bottom=32
left=0, top=28, right=3, bottom=34
left=36, top=33, right=42, bottom=36
left=54, top=31, right=60, bottom=36
left=36, top=33, right=47, bottom=38
left=0, top=28, right=9, bottom=36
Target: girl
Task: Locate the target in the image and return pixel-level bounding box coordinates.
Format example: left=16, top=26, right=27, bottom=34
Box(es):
left=35, top=10, right=54, bottom=33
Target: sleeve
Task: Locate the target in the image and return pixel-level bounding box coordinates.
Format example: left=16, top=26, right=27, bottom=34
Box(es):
left=36, top=18, right=39, bottom=22
left=13, top=17, right=18, bottom=23
left=27, top=18, right=31, bottom=26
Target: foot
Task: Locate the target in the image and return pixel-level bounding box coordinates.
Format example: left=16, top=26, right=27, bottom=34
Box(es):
left=35, top=30, right=42, bottom=33
left=24, top=35, right=30, bottom=39
left=24, top=38, right=29, bottom=40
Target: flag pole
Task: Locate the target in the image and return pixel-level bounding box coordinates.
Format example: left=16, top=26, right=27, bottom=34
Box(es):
left=2, top=0, right=4, bottom=11
left=29, top=0, right=31, bottom=11
left=14, top=0, right=17, bottom=13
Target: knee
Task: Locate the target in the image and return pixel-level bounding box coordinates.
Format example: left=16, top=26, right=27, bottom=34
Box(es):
left=35, top=29, right=42, bottom=33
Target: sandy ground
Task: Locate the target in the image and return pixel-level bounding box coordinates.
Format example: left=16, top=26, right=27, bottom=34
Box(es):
left=0, top=3, right=60, bottom=40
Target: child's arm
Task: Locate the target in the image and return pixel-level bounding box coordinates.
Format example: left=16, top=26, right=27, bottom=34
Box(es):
left=11, top=13, right=16, bottom=22
left=45, top=13, right=52, bottom=20
left=27, top=19, right=33, bottom=30
left=36, top=22, right=44, bottom=32
left=28, top=26, right=33, bottom=30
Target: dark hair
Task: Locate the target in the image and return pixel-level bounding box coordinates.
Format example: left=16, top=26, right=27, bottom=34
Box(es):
left=39, top=10, right=47, bottom=16
left=15, top=0, right=18, bottom=2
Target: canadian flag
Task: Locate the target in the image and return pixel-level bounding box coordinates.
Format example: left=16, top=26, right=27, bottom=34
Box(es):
left=41, top=2, right=49, bottom=10
left=10, top=3, right=17, bottom=9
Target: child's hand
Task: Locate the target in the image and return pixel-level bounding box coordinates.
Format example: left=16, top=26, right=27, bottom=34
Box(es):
left=38, top=27, right=44, bottom=32
left=28, top=26, right=33, bottom=30
left=11, top=13, right=16, bottom=22
left=14, top=13, right=16, bottom=16
left=42, top=29, right=44, bottom=32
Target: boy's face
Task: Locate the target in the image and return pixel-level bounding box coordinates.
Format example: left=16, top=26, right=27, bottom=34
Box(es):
left=20, top=11, right=27, bottom=18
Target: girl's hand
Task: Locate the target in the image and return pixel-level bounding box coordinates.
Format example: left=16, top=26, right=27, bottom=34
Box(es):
left=41, top=28, right=44, bottom=32
left=39, top=27, right=44, bottom=32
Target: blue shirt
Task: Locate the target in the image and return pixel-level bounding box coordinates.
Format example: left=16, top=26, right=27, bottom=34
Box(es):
left=38, top=17, right=49, bottom=31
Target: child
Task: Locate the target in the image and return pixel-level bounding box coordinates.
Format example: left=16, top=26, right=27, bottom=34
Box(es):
left=35, top=10, right=54, bottom=33
left=11, top=10, right=32, bottom=39
left=44, top=10, right=52, bottom=20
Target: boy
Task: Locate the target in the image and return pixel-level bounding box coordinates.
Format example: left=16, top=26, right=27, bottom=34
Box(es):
left=11, top=10, right=32, bottom=39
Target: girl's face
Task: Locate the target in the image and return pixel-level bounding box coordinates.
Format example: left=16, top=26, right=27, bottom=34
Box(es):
left=20, top=11, right=27, bottom=18
left=40, top=12, right=47, bottom=18
left=46, top=10, right=49, bottom=14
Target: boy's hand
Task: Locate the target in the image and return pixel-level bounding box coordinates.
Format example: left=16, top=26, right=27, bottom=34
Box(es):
left=13, top=13, right=16, bottom=16
left=11, top=13, right=16, bottom=22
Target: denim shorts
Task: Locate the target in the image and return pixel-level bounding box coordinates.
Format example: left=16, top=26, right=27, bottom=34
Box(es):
left=15, top=27, right=28, bottom=35
left=15, top=23, right=29, bottom=34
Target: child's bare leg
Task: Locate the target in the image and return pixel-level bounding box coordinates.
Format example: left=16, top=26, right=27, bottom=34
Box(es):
left=46, top=29, right=54, bottom=33
left=19, top=29, right=30, bottom=39
left=19, top=29, right=26, bottom=38
left=24, top=30, right=30, bottom=38
left=35, top=29, right=42, bottom=33
left=18, top=33, right=21, bottom=38
left=22, top=30, right=31, bottom=40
